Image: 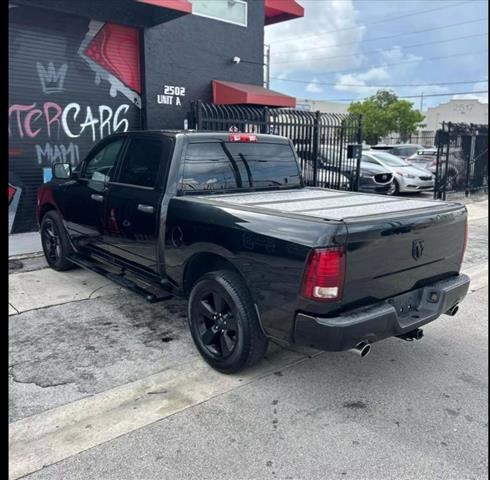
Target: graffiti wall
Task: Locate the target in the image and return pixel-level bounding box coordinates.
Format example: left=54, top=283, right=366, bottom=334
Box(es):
left=8, top=5, right=142, bottom=233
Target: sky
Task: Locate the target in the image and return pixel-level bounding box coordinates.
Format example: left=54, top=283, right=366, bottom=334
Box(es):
left=264, top=0, right=488, bottom=110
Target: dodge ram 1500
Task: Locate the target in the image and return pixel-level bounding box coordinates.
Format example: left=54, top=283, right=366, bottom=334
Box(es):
left=37, top=131, right=470, bottom=373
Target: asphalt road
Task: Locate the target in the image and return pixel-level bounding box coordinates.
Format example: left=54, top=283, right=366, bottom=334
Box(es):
left=9, top=201, right=488, bottom=480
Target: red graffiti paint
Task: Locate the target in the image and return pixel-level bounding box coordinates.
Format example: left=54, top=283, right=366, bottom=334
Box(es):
left=9, top=103, right=36, bottom=138
left=44, top=102, right=63, bottom=138
left=84, top=23, right=141, bottom=94
left=8, top=184, right=17, bottom=205
left=8, top=148, right=23, bottom=156
left=9, top=102, right=63, bottom=139
left=25, top=108, right=43, bottom=138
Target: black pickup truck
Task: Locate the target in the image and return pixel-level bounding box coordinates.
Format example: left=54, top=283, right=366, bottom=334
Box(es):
left=37, top=131, right=470, bottom=373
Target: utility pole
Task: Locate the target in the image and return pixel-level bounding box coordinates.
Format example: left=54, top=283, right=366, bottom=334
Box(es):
left=264, top=44, right=270, bottom=89
left=420, top=92, right=424, bottom=112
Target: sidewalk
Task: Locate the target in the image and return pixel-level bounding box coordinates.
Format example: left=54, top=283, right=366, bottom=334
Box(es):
left=9, top=231, right=42, bottom=258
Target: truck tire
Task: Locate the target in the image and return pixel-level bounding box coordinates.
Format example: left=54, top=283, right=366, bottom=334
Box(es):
left=40, top=211, right=76, bottom=271
left=188, top=269, right=269, bottom=373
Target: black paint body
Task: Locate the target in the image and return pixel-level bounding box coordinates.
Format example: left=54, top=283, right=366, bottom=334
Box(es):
left=37, top=131, right=470, bottom=350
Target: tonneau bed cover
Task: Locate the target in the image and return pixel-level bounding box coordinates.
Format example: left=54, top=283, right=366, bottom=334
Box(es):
left=197, top=187, right=458, bottom=221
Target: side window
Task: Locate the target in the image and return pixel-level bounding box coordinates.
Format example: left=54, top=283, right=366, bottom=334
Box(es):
left=83, top=138, right=124, bottom=182
left=181, top=143, right=239, bottom=191
left=117, top=137, right=171, bottom=188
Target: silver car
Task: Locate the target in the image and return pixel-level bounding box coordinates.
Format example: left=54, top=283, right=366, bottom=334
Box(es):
left=362, top=150, right=434, bottom=195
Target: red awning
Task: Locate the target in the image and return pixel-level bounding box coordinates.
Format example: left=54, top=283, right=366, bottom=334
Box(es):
left=135, top=0, right=192, bottom=13
left=213, top=80, right=296, bottom=108
left=264, top=0, right=304, bottom=25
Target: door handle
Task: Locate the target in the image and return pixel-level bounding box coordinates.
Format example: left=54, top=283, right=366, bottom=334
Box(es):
left=91, top=194, right=104, bottom=202
left=137, top=204, right=154, bottom=214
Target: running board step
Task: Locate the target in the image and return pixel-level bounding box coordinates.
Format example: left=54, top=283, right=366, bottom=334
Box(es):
left=68, top=255, right=172, bottom=303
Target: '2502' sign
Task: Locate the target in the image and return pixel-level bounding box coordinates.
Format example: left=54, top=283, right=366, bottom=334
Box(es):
left=157, top=85, right=186, bottom=106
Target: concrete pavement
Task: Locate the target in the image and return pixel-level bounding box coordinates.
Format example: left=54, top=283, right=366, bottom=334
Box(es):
left=9, top=200, right=488, bottom=480
left=9, top=231, right=42, bottom=257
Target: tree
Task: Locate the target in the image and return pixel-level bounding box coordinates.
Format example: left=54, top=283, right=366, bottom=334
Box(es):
left=348, top=90, right=425, bottom=145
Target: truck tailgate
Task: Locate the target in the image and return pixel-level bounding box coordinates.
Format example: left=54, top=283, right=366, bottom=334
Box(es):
left=199, top=188, right=467, bottom=307
left=341, top=205, right=466, bottom=307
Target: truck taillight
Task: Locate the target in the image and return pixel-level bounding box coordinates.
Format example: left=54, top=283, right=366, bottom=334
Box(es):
left=301, top=247, right=346, bottom=302
left=461, top=220, right=468, bottom=264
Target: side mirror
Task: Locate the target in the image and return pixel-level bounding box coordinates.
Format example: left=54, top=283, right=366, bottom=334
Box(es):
left=52, top=163, right=72, bottom=179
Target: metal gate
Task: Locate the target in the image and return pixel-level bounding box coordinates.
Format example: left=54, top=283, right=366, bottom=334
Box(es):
left=190, top=101, right=363, bottom=191
left=434, top=122, right=488, bottom=200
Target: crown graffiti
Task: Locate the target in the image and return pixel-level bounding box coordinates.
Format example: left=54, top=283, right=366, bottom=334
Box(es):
left=36, top=62, right=68, bottom=94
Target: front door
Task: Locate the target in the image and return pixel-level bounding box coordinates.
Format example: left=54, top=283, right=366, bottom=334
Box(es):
left=103, top=135, right=174, bottom=274
left=61, top=136, right=125, bottom=248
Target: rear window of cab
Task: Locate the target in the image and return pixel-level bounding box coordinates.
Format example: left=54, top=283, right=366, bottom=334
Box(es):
left=180, top=142, right=301, bottom=193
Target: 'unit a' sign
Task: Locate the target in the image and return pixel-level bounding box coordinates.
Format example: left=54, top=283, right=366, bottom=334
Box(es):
left=157, top=85, right=185, bottom=107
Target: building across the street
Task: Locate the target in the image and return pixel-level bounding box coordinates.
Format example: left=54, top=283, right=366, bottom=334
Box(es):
left=295, top=99, right=349, bottom=114
left=8, top=0, right=303, bottom=233
left=423, top=99, right=488, bottom=131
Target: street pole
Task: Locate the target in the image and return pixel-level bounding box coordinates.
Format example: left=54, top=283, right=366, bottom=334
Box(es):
left=420, top=92, right=424, bottom=112
left=264, top=44, right=270, bottom=89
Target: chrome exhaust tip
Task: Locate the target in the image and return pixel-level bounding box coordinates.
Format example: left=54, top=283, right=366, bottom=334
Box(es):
left=445, top=305, right=459, bottom=316
left=351, top=342, right=371, bottom=358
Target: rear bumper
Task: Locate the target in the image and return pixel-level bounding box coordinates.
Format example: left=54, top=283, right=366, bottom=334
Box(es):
left=294, top=273, right=470, bottom=351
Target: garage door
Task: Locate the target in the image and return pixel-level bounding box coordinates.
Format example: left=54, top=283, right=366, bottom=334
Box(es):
left=8, top=4, right=142, bottom=233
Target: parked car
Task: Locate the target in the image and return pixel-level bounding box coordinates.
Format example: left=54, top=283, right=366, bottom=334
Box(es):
left=371, top=144, right=424, bottom=160
left=362, top=150, right=434, bottom=195
left=37, top=131, right=470, bottom=373
left=301, top=158, right=351, bottom=190
left=407, top=148, right=463, bottom=191
left=299, top=146, right=394, bottom=194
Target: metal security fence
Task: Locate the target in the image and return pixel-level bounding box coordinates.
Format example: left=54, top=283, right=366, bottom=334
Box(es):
left=380, top=131, right=436, bottom=148
left=190, top=101, right=363, bottom=191
left=434, top=122, right=488, bottom=200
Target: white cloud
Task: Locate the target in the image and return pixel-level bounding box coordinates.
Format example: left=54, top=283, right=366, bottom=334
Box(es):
left=306, top=78, right=324, bottom=93
left=265, top=0, right=365, bottom=77
left=335, top=66, right=390, bottom=94
left=330, top=46, right=455, bottom=109
left=275, top=72, right=288, bottom=80
left=333, top=47, right=424, bottom=96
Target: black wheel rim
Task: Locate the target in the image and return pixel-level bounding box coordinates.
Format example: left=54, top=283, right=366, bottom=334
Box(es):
left=193, top=289, right=238, bottom=359
left=42, top=220, right=61, bottom=263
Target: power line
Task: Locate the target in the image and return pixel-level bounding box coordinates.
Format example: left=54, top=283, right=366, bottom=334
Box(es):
left=272, top=78, right=488, bottom=88
left=272, top=50, right=488, bottom=77
left=271, top=32, right=488, bottom=65
left=268, top=0, right=474, bottom=44
left=271, top=18, right=487, bottom=58
left=331, top=90, right=488, bottom=103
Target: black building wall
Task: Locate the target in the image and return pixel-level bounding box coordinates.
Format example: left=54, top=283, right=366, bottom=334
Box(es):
left=142, top=0, right=265, bottom=129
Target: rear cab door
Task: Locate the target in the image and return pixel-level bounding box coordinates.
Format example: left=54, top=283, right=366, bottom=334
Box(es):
left=102, top=133, right=175, bottom=274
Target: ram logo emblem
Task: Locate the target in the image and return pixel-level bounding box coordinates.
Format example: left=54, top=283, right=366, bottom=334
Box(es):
left=412, top=239, right=424, bottom=261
